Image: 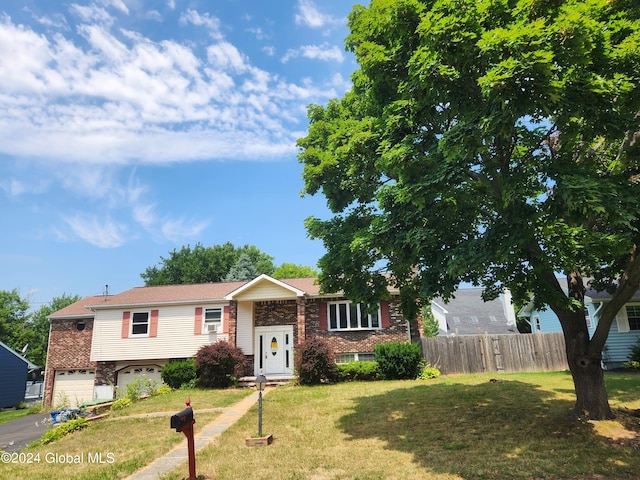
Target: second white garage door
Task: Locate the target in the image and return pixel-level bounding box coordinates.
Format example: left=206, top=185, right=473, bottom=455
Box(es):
left=116, top=365, right=163, bottom=395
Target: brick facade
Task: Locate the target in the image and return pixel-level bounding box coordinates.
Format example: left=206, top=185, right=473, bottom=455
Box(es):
left=43, top=317, right=95, bottom=406
left=304, top=299, right=410, bottom=354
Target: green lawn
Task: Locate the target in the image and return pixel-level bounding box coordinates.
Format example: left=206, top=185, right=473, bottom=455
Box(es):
left=2, top=373, right=640, bottom=480
left=164, top=371, right=640, bottom=480
left=0, top=408, right=34, bottom=426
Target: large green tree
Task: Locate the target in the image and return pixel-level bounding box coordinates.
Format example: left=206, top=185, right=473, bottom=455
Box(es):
left=141, top=242, right=276, bottom=285
left=0, top=291, right=80, bottom=367
left=298, top=0, right=640, bottom=419
left=29, top=294, right=81, bottom=367
left=0, top=289, right=31, bottom=353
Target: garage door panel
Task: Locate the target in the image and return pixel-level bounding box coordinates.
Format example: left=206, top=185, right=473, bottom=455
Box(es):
left=116, top=365, right=163, bottom=394
left=52, top=369, right=95, bottom=407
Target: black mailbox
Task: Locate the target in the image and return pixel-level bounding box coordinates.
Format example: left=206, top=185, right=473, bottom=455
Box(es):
left=170, top=407, right=194, bottom=432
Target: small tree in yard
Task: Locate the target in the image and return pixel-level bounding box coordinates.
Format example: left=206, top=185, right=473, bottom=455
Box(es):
left=298, top=0, right=640, bottom=420
left=196, top=341, right=248, bottom=388
left=295, top=337, right=339, bottom=385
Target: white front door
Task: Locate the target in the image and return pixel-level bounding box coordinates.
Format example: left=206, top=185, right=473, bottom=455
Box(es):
left=254, top=326, right=294, bottom=376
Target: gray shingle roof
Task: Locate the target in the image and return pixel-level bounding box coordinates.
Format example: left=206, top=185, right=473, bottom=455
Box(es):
left=433, top=288, right=518, bottom=335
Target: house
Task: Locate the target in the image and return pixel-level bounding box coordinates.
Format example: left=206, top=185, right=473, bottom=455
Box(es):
left=517, top=285, right=640, bottom=368
left=44, top=275, right=420, bottom=407
left=431, top=288, right=519, bottom=336
left=0, top=340, right=37, bottom=408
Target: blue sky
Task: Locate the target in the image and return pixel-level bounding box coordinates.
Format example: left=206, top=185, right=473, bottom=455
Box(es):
left=0, top=0, right=359, bottom=308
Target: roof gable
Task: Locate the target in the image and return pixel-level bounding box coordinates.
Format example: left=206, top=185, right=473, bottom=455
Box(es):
left=0, top=340, right=38, bottom=369
left=225, top=274, right=308, bottom=301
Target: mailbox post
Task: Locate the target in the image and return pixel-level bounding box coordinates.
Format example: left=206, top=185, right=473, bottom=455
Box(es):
left=170, top=397, right=196, bottom=480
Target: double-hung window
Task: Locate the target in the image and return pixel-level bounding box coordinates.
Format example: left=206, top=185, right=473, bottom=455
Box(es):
left=131, top=312, right=149, bottom=336
left=204, top=307, right=223, bottom=333
left=328, top=302, right=381, bottom=331
left=626, top=305, right=640, bottom=331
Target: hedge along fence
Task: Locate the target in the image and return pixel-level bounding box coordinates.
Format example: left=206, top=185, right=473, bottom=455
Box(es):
left=420, top=332, right=569, bottom=375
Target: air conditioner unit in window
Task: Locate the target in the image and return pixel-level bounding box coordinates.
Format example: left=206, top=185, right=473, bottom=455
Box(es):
left=205, top=324, right=218, bottom=333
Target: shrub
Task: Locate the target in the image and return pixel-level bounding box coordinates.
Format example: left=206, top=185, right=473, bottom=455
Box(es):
left=374, top=342, right=423, bottom=380
left=196, top=341, right=248, bottom=388
left=156, top=384, right=173, bottom=395
left=161, top=358, right=197, bottom=389
left=418, top=365, right=441, bottom=379
left=111, top=397, right=132, bottom=410
left=622, top=360, right=640, bottom=370
left=337, top=361, right=381, bottom=381
left=629, top=338, right=640, bottom=363
left=295, top=337, right=339, bottom=385
left=180, top=378, right=199, bottom=389
left=118, top=376, right=159, bottom=400
left=41, top=418, right=89, bottom=445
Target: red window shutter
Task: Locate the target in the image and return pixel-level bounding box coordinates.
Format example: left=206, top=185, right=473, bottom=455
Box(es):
left=318, top=302, right=327, bottom=330
left=150, top=310, right=159, bottom=337
left=121, top=311, right=130, bottom=338
left=381, top=302, right=391, bottom=328
left=223, top=306, right=230, bottom=334
left=194, top=307, right=202, bottom=335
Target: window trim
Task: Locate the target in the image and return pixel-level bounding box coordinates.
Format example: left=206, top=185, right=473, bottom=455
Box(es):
left=327, top=301, right=382, bottom=332
left=626, top=304, right=640, bottom=331
left=203, top=306, right=223, bottom=334
left=130, top=311, right=150, bottom=337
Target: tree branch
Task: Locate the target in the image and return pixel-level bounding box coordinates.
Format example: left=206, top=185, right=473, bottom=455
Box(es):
left=588, top=243, right=640, bottom=356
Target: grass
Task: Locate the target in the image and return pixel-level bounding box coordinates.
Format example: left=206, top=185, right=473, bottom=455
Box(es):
left=2, top=373, right=639, bottom=480
left=0, top=409, right=33, bottom=426
left=0, top=387, right=252, bottom=480
left=161, top=371, right=640, bottom=480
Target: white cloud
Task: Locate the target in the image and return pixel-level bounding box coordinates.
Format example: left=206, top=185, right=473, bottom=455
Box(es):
left=69, top=4, right=114, bottom=25
left=0, top=9, right=342, bottom=167
left=281, top=43, right=344, bottom=63
left=161, top=217, right=209, bottom=244
left=101, top=0, right=130, bottom=15
left=294, top=0, right=343, bottom=29
left=133, top=203, right=157, bottom=229
left=179, top=9, right=223, bottom=40
left=207, top=42, right=248, bottom=73
left=63, top=213, right=128, bottom=248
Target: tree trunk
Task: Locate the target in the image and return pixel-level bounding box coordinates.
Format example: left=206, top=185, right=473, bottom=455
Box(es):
left=558, top=308, right=613, bottom=419
left=546, top=271, right=614, bottom=420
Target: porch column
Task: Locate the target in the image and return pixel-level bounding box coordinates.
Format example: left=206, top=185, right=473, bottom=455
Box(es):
left=296, top=297, right=306, bottom=345
left=229, top=300, right=238, bottom=347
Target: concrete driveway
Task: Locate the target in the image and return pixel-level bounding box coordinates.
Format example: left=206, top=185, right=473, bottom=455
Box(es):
left=0, top=413, right=50, bottom=452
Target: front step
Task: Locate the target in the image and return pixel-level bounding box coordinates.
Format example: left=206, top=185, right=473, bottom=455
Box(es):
left=238, top=375, right=296, bottom=388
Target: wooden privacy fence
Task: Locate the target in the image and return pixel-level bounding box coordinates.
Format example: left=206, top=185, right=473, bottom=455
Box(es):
left=420, top=333, right=569, bottom=374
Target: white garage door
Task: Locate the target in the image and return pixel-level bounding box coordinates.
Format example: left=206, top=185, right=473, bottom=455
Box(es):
left=52, top=369, right=95, bottom=408
left=116, top=365, right=163, bottom=394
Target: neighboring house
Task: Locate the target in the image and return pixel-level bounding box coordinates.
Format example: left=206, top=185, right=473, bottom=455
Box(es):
left=518, top=286, right=640, bottom=368
left=0, top=340, right=37, bottom=408
left=431, top=288, right=519, bottom=336
left=44, top=275, right=420, bottom=406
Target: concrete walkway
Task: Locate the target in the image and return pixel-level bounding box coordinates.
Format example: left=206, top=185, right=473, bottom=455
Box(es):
left=124, top=388, right=270, bottom=480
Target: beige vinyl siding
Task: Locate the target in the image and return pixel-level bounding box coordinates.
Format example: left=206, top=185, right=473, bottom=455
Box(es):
left=232, top=282, right=299, bottom=301
left=236, top=301, right=253, bottom=354
left=91, top=304, right=229, bottom=362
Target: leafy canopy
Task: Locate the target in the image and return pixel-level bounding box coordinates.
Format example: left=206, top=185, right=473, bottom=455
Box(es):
left=298, top=0, right=640, bottom=320
left=141, top=242, right=276, bottom=285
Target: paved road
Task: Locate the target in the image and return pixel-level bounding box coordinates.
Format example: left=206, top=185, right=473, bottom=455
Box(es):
left=0, top=413, right=50, bottom=452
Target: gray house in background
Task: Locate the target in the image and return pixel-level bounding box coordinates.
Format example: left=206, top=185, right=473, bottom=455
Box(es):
left=431, top=288, right=519, bottom=336
left=0, top=340, right=36, bottom=408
